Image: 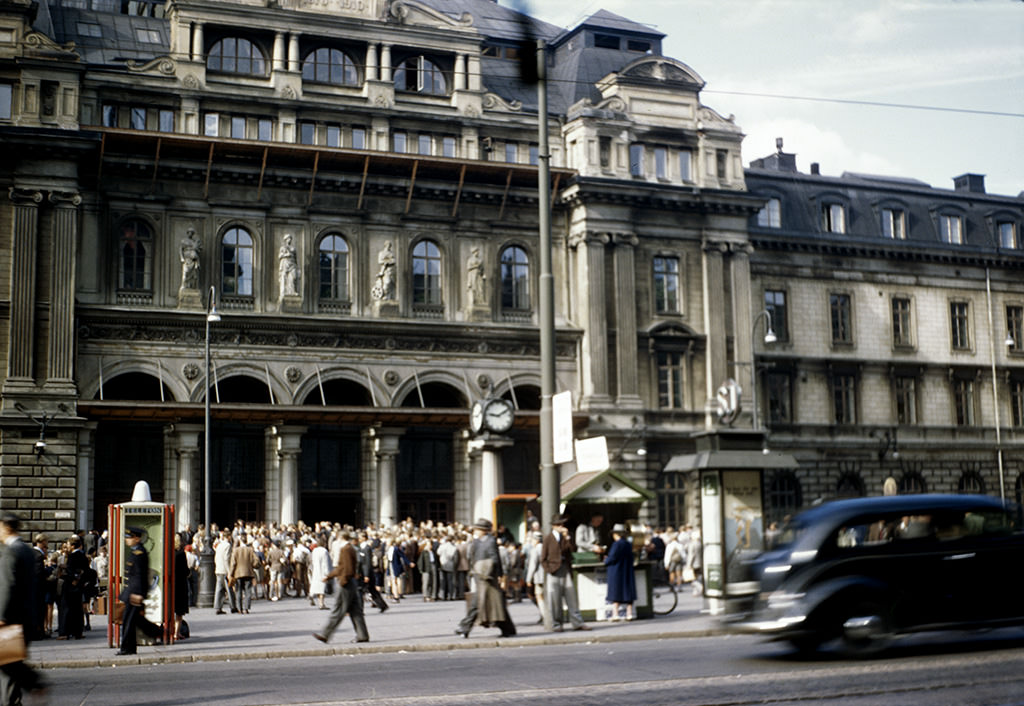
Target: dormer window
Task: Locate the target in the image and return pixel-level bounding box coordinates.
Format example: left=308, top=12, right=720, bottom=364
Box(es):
left=208, top=38, right=267, bottom=76
left=939, top=213, right=963, bottom=244
left=394, top=56, right=447, bottom=96
left=627, top=40, right=651, bottom=53
left=822, top=203, right=846, bottom=233
left=594, top=34, right=620, bottom=49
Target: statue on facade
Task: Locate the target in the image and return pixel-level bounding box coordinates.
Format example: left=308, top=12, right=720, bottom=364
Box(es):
left=371, top=240, right=396, bottom=301
left=278, top=233, right=299, bottom=297
left=179, top=228, right=201, bottom=290
left=466, top=246, right=486, bottom=306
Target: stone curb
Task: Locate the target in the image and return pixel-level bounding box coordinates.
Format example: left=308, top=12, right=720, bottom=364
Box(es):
left=31, top=627, right=727, bottom=670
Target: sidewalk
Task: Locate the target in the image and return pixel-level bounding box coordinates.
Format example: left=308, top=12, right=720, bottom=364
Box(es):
left=30, top=588, right=724, bottom=669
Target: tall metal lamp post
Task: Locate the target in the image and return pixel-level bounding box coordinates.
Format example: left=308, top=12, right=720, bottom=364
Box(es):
left=750, top=309, right=777, bottom=431
left=198, top=286, right=221, bottom=608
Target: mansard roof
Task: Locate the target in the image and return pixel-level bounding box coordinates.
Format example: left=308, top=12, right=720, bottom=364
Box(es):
left=570, top=9, right=664, bottom=39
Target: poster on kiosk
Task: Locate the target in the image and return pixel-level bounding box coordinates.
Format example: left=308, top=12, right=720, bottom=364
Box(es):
left=107, top=481, right=176, bottom=647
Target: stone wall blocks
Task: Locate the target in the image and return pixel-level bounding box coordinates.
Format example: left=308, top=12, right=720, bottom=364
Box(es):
left=57, top=478, right=76, bottom=487
left=18, top=477, right=57, bottom=487
left=50, top=488, right=75, bottom=499
left=17, top=499, right=53, bottom=509
left=56, top=500, right=75, bottom=510
left=1, top=488, right=33, bottom=498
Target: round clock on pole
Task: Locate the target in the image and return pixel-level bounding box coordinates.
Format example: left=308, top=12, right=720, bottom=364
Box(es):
left=469, top=399, right=485, bottom=434
left=483, top=398, right=515, bottom=433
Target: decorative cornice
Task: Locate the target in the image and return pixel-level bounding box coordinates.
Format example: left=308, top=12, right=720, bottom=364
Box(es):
left=390, top=0, right=472, bottom=27
left=23, top=31, right=80, bottom=60
left=482, top=93, right=522, bottom=112
left=125, top=57, right=176, bottom=75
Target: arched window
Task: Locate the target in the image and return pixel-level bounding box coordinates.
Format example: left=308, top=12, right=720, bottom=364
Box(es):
left=835, top=471, right=865, bottom=498
left=412, top=239, right=442, bottom=305
left=500, top=245, right=529, bottom=310
left=221, top=227, right=254, bottom=296
left=302, top=48, right=358, bottom=86
left=319, top=234, right=349, bottom=301
left=766, top=470, right=802, bottom=527
left=207, top=38, right=266, bottom=76
left=394, top=56, right=446, bottom=95
left=118, top=219, right=152, bottom=290
left=958, top=470, right=985, bottom=494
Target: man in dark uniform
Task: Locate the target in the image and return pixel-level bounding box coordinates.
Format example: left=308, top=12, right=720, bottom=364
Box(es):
left=312, top=531, right=368, bottom=644
left=0, top=511, right=46, bottom=704
left=454, top=519, right=516, bottom=639
left=356, top=532, right=388, bottom=613
left=116, top=526, right=162, bottom=655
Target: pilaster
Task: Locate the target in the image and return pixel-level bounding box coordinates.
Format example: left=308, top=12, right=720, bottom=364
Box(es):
left=275, top=425, right=307, bottom=526
left=46, top=191, right=80, bottom=392
left=570, top=230, right=612, bottom=408
left=702, top=240, right=729, bottom=428
left=5, top=188, right=42, bottom=390
left=613, top=232, right=643, bottom=409
left=374, top=428, right=403, bottom=527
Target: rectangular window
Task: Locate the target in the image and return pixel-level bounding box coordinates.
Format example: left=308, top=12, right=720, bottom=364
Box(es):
left=950, top=301, right=970, bottom=350
left=419, top=134, right=432, bottom=156
left=135, top=28, right=161, bottom=43
left=657, top=351, right=685, bottom=409
left=766, top=372, right=792, bottom=424
left=130, top=106, right=146, bottom=130
left=940, top=214, right=963, bottom=244
left=326, top=125, right=341, bottom=148
left=823, top=203, right=846, bottom=233
left=894, top=376, right=917, bottom=425
left=76, top=22, right=102, bottom=37
left=231, top=116, right=246, bottom=140
left=594, top=34, right=620, bottom=49
left=0, top=84, right=10, bottom=120
left=678, top=150, right=692, bottom=181
left=892, top=297, right=912, bottom=347
left=204, top=112, right=219, bottom=137
left=351, top=127, right=366, bottom=150
left=757, top=198, right=781, bottom=228
left=653, top=256, right=680, bottom=313
left=1012, top=380, right=1024, bottom=427
left=830, top=293, right=853, bottom=344
left=528, top=144, right=538, bottom=165
left=627, top=40, right=651, bottom=53
left=715, top=149, right=728, bottom=179
left=832, top=374, right=857, bottom=424
left=299, top=121, right=315, bottom=145
left=158, top=109, right=174, bottom=132
left=764, top=289, right=788, bottom=343
left=654, top=146, right=668, bottom=179
left=257, top=119, right=273, bottom=141
left=881, top=208, right=906, bottom=239
left=599, top=136, right=611, bottom=168
left=102, top=104, right=118, bottom=127
left=442, top=135, right=456, bottom=158
left=629, top=144, right=644, bottom=177
left=1007, top=305, right=1023, bottom=353
left=999, top=221, right=1018, bottom=249
left=504, top=142, right=517, bottom=163
left=953, top=378, right=975, bottom=426
left=392, top=131, right=407, bottom=153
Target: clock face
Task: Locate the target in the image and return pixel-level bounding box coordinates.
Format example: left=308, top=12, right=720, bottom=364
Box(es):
left=484, top=398, right=515, bottom=433
left=469, top=400, right=485, bottom=434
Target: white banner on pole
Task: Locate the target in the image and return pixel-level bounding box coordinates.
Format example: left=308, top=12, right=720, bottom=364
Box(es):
left=552, top=390, right=574, bottom=464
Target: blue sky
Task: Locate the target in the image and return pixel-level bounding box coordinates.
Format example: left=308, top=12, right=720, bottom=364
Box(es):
left=516, top=0, right=1024, bottom=197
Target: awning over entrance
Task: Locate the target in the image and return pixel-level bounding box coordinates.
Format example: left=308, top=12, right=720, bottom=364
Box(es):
left=560, top=469, right=656, bottom=505
left=665, top=450, right=799, bottom=472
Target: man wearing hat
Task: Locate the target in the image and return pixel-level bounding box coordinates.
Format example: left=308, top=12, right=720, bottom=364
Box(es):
left=541, top=514, right=590, bottom=632
left=116, top=526, right=162, bottom=655
left=454, top=519, right=515, bottom=638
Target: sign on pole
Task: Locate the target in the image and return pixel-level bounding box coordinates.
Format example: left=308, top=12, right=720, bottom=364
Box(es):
left=574, top=436, right=610, bottom=473
left=552, top=390, right=574, bottom=464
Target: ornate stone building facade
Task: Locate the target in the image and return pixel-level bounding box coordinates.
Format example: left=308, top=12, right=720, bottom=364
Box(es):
left=1, top=0, right=1020, bottom=537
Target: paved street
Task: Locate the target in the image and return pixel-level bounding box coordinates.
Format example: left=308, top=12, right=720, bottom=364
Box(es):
left=24, top=589, right=1024, bottom=705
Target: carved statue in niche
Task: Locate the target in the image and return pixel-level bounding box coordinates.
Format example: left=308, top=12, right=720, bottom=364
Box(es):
left=179, top=228, right=201, bottom=290
left=466, top=246, right=486, bottom=306
left=371, top=240, right=396, bottom=301
left=278, top=233, right=299, bottom=298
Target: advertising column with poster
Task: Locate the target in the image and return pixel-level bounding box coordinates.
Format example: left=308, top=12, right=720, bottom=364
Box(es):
left=721, top=470, right=763, bottom=598
left=107, top=502, right=176, bottom=647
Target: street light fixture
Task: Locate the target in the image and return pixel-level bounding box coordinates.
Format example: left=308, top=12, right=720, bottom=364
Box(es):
left=198, top=286, right=220, bottom=608
left=750, top=309, right=777, bottom=431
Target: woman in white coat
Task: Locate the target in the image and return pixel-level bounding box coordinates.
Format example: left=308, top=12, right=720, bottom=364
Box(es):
left=309, top=542, right=332, bottom=609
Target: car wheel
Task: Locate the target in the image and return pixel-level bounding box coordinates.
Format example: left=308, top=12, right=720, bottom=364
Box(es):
left=839, top=600, right=892, bottom=657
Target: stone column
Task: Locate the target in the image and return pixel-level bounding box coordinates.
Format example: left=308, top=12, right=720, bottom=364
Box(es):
left=455, top=53, right=467, bottom=91
left=468, top=436, right=512, bottom=522
left=365, top=44, right=378, bottom=82
left=730, top=244, right=755, bottom=425
left=273, top=32, right=286, bottom=72
left=171, top=424, right=202, bottom=531
left=570, top=230, right=612, bottom=408
left=374, top=429, right=402, bottom=528
left=466, top=54, right=481, bottom=91
left=702, top=240, right=729, bottom=428
left=379, top=44, right=391, bottom=82
left=287, top=33, right=300, bottom=72
left=191, top=23, right=203, bottom=62
left=5, top=188, right=42, bottom=389
left=46, top=191, right=80, bottom=390
left=275, top=425, right=306, bottom=525
left=613, top=232, right=643, bottom=408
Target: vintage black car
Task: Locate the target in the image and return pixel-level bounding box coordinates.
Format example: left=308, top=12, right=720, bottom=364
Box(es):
left=728, top=494, right=1024, bottom=655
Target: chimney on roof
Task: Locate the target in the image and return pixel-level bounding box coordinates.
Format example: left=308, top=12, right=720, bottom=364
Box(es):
left=750, top=139, right=797, bottom=172
left=810, top=163, right=820, bottom=175
left=953, top=173, right=986, bottom=194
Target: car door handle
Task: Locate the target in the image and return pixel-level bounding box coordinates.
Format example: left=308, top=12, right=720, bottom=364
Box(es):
left=943, top=553, right=976, bottom=560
